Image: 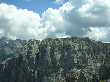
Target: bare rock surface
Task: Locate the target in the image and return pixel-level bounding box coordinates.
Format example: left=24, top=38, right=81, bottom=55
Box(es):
left=0, top=37, right=110, bottom=82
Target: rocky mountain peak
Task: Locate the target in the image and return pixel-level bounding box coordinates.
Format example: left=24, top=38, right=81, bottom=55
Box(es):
left=0, top=37, right=110, bottom=82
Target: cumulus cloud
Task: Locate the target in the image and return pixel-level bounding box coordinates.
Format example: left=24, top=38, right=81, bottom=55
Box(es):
left=41, top=2, right=74, bottom=38
left=43, top=0, right=110, bottom=41
left=0, top=3, right=47, bottom=40
left=0, top=0, right=110, bottom=41
left=68, top=0, right=110, bottom=41
left=86, top=27, right=109, bottom=41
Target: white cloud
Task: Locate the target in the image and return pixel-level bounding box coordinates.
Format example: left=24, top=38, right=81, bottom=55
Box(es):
left=0, top=3, right=48, bottom=40
left=55, top=33, right=70, bottom=38
left=54, top=0, right=65, bottom=4
left=0, top=0, right=110, bottom=42
left=42, top=0, right=110, bottom=41
left=41, top=2, right=74, bottom=38
left=85, top=27, right=108, bottom=41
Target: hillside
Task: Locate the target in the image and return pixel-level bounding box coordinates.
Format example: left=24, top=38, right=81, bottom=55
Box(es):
left=0, top=37, right=110, bottom=82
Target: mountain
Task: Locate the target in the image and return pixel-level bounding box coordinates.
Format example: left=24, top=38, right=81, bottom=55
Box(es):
left=0, top=37, right=110, bottom=82
left=0, top=37, right=27, bottom=62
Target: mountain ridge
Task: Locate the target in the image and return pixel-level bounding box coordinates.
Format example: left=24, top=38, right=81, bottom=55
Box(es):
left=0, top=37, right=110, bottom=82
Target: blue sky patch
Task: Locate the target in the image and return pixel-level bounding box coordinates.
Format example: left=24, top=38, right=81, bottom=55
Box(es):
left=0, top=0, right=68, bottom=14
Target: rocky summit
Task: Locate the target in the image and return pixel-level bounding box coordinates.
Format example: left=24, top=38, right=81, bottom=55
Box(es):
left=0, top=37, right=110, bottom=82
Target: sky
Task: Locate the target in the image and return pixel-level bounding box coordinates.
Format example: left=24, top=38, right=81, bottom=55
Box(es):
left=0, top=0, right=68, bottom=14
left=0, top=0, right=110, bottom=42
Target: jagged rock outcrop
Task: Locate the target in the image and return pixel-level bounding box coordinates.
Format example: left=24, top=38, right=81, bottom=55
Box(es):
left=0, top=37, right=110, bottom=82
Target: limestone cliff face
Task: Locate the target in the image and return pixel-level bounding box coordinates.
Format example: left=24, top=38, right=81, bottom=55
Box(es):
left=0, top=37, right=110, bottom=82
